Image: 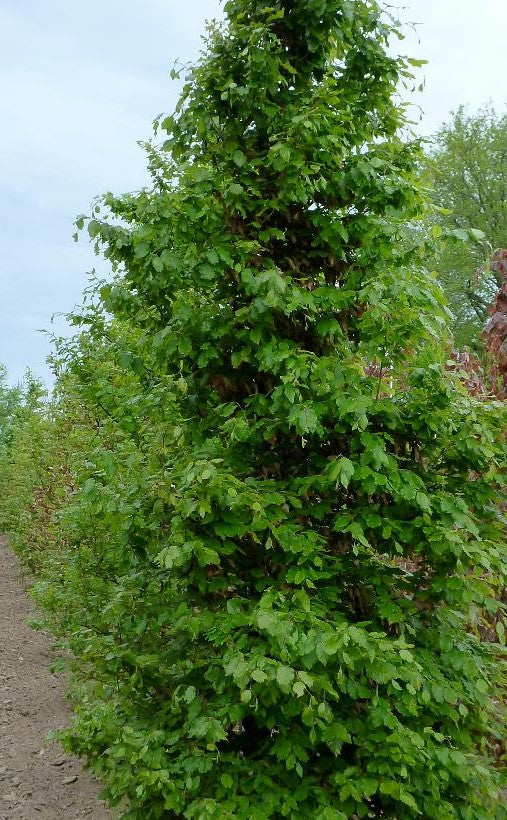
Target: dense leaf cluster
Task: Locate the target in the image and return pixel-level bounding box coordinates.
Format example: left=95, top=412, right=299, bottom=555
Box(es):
left=1, top=2, right=507, bottom=818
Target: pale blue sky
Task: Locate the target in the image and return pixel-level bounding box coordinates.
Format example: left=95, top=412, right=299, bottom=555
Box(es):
left=1, top=0, right=506, bottom=385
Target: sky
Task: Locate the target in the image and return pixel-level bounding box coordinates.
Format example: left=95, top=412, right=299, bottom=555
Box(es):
left=1, top=0, right=506, bottom=386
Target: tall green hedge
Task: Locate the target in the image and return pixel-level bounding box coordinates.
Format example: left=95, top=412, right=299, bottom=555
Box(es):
left=7, top=2, right=507, bottom=817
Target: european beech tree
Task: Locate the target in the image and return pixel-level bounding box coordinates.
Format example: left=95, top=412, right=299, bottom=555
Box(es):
left=34, top=1, right=507, bottom=817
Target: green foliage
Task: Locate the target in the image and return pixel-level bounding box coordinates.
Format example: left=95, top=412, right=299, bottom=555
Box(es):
left=425, top=104, right=507, bottom=349
left=0, top=372, right=66, bottom=565
left=0, top=365, right=26, bottom=533
left=5, top=3, right=507, bottom=818
left=0, top=365, right=24, bottom=449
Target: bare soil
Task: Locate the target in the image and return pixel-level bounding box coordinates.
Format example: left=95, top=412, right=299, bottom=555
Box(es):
left=0, top=536, right=111, bottom=819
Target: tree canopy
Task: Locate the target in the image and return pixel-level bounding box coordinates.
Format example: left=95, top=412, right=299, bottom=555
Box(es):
left=426, top=104, right=507, bottom=349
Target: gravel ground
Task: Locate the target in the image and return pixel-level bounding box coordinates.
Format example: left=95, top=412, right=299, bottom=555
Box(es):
left=0, top=536, right=112, bottom=819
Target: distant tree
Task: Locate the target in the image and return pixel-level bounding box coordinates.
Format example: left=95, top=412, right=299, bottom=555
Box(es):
left=0, top=365, right=23, bottom=449
left=425, top=104, right=507, bottom=349
left=0, top=367, right=48, bottom=552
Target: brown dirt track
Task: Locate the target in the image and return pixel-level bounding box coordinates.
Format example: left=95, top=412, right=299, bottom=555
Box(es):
left=0, top=536, right=111, bottom=819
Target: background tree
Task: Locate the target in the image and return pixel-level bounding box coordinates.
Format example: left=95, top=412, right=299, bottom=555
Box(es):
left=425, top=104, right=507, bottom=349
left=0, top=369, right=52, bottom=557
left=0, top=364, right=23, bottom=448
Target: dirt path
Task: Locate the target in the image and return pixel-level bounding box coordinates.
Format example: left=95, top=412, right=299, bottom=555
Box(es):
left=0, top=537, right=111, bottom=819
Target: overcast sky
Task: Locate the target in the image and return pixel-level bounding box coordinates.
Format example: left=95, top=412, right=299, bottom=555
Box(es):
left=1, top=0, right=506, bottom=385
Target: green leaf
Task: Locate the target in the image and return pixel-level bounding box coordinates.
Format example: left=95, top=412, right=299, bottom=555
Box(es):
left=240, top=688, right=252, bottom=703
left=288, top=404, right=319, bottom=435
left=449, top=228, right=469, bottom=242
left=194, top=546, right=220, bottom=566
left=293, top=680, right=306, bottom=698
left=496, top=621, right=506, bottom=645
left=232, top=150, right=247, bottom=167
left=469, top=228, right=485, bottom=242
left=183, top=686, right=197, bottom=703
left=220, top=773, right=234, bottom=789
left=329, top=457, right=355, bottom=489
left=276, top=666, right=295, bottom=690
left=348, top=522, right=369, bottom=547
